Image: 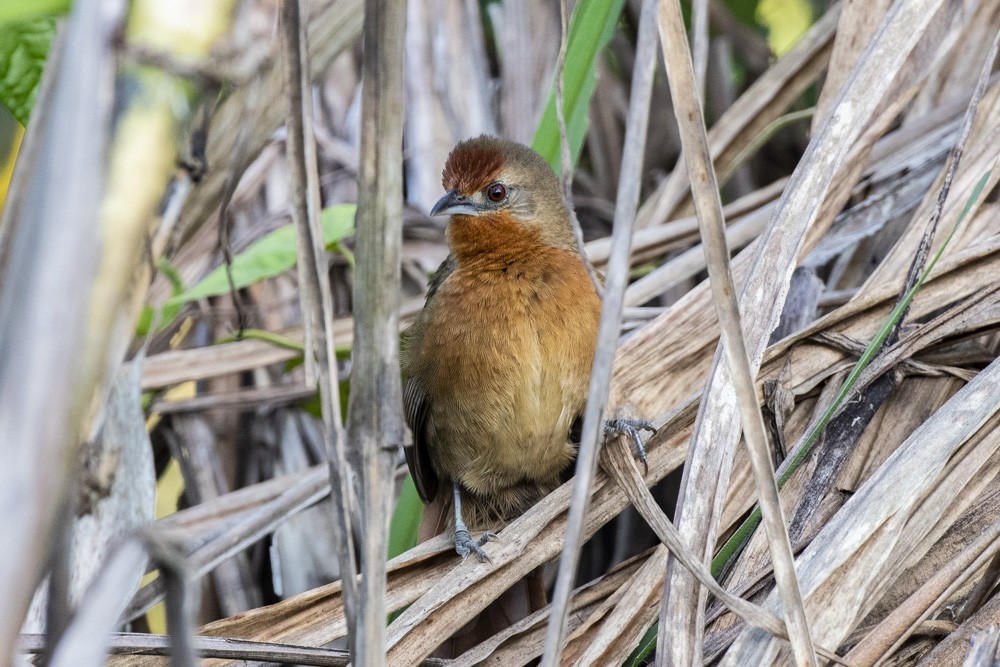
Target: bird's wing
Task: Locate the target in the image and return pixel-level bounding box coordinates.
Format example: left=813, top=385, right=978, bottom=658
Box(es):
left=403, top=377, right=438, bottom=504
left=426, top=254, right=456, bottom=299
left=400, top=255, right=456, bottom=505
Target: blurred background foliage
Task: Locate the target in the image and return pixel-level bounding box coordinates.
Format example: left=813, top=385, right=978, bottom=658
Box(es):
left=0, top=0, right=813, bottom=182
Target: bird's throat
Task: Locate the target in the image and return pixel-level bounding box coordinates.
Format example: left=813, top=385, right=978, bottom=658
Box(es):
left=447, top=213, right=550, bottom=268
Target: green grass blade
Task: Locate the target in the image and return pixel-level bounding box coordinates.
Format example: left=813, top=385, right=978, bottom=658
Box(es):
left=136, top=258, right=185, bottom=336
left=0, top=0, right=69, bottom=25
left=388, top=474, right=424, bottom=559
left=531, top=0, right=626, bottom=176
left=623, top=621, right=658, bottom=666
left=0, top=17, right=56, bottom=125
left=168, top=204, right=355, bottom=305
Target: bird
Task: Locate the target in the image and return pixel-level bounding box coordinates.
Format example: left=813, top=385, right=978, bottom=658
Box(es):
left=401, top=135, right=653, bottom=566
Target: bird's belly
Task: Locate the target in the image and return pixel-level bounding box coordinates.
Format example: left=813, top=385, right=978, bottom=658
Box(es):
left=421, top=280, right=589, bottom=497
left=425, top=339, right=577, bottom=488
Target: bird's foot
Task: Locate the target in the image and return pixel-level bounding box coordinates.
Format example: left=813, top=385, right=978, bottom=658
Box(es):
left=605, top=418, right=657, bottom=474
left=454, top=528, right=497, bottom=564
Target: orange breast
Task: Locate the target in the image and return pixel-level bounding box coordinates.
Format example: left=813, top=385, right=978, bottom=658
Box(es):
left=410, top=225, right=601, bottom=499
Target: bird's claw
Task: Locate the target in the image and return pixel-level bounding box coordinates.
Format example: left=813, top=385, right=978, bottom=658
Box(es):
left=454, top=528, right=496, bottom=564
left=605, top=418, right=657, bottom=474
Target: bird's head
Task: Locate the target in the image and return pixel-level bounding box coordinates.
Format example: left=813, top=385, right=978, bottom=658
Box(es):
left=431, top=136, right=576, bottom=255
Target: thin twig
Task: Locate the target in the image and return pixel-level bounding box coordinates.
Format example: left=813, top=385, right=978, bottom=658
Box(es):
left=654, top=0, right=816, bottom=665
left=24, top=632, right=351, bottom=667
left=348, top=0, right=408, bottom=664
left=46, top=539, right=148, bottom=667
left=691, top=0, right=709, bottom=100
left=540, top=0, right=659, bottom=663
left=213, top=69, right=262, bottom=340
left=280, top=0, right=359, bottom=647
left=145, top=532, right=198, bottom=667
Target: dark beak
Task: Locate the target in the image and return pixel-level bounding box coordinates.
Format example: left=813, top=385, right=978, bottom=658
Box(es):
left=430, top=189, right=481, bottom=217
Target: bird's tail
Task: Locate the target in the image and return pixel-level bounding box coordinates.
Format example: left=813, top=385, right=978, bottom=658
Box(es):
left=432, top=567, right=548, bottom=659
left=416, top=487, right=548, bottom=659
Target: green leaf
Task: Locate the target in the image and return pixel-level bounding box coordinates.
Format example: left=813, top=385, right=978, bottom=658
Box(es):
left=135, top=258, right=186, bottom=336
left=386, top=475, right=420, bottom=626
left=136, top=302, right=185, bottom=337
left=0, top=0, right=70, bottom=25
left=719, top=0, right=762, bottom=30
left=531, top=0, right=626, bottom=176
left=319, top=204, right=357, bottom=249
left=170, top=204, right=356, bottom=305
left=623, top=622, right=657, bottom=667
left=388, top=474, right=424, bottom=560
left=0, top=17, right=56, bottom=125
left=217, top=328, right=305, bottom=351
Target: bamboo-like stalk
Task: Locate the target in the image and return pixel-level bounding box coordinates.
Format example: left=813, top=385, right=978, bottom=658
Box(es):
left=654, top=0, right=816, bottom=665
left=540, top=0, right=660, bottom=662
left=20, top=632, right=358, bottom=667
left=690, top=0, right=708, bottom=100
left=0, top=3, right=114, bottom=652
left=0, top=0, right=239, bottom=656
left=280, top=0, right=359, bottom=647
left=347, top=0, right=407, bottom=663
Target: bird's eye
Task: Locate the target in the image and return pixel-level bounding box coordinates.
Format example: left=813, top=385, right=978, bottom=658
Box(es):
left=486, top=183, right=507, bottom=202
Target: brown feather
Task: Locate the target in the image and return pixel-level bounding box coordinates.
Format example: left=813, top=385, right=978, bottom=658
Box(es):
left=441, top=135, right=506, bottom=195
left=402, top=378, right=438, bottom=504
